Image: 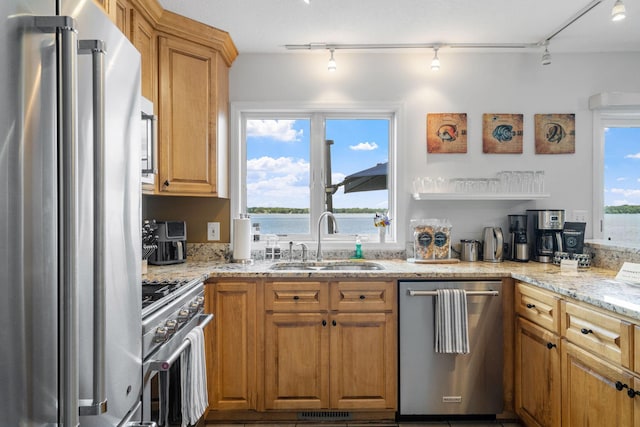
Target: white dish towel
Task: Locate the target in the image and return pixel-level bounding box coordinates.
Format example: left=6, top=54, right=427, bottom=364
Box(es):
left=180, top=327, right=208, bottom=427
left=435, top=288, right=470, bottom=354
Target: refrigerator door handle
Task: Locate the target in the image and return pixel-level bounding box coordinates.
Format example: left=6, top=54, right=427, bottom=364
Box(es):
left=78, top=39, right=108, bottom=417
left=35, top=15, right=81, bottom=427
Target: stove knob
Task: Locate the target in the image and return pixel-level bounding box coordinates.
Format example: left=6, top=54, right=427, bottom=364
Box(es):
left=177, top=309, right=190, bottom=322
left=188, top=302, right=200, bottom=313
left=165, top=319, right=178, bottom=334
left=154, top=327, right=168, bottom=343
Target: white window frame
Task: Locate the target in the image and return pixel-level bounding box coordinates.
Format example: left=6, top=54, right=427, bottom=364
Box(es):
left=230, top=102, right=399, bottom=248
left=591, top=93, right=640, bottom=242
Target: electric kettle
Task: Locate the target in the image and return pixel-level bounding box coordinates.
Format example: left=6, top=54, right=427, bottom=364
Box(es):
left=483, top=226, right=504, bottom=262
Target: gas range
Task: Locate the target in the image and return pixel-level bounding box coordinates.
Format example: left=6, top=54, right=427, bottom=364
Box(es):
left=141, top=278, right=205, bottom=358
left=141, top=278, right=197, bottom=313
left=140, top=277, right=212, bottom=424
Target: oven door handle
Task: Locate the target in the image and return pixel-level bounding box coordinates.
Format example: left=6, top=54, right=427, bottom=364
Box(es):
left=148, top=313, right=213, bottom=372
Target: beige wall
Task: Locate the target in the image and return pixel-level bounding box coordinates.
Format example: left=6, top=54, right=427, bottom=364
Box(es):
left=142, top=195, right=230, bottom=243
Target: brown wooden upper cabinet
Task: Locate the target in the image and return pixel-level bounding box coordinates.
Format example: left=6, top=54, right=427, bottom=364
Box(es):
left=93, top=0, right=237, bottom=197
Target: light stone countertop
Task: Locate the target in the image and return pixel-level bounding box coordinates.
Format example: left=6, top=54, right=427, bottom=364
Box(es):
left=143, top=258, right=640, bottom=322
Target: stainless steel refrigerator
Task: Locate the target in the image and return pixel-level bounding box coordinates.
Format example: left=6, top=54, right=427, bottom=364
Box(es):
left=1, top=0, right=142, bottom=425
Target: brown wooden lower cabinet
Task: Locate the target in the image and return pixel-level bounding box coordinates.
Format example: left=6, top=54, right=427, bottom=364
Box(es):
left=206, top=281, right=257, bottom=411
left=263, top=280, right=397, bottom=412
left=329, top=312, right=396, bottom=409
left=515, top=317, right=561, bottom=427
left=264, top=311, right=330, bottom=409
left=562, top=340, right=636, bottom=427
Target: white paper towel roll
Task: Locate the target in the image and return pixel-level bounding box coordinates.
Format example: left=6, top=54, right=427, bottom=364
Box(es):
left=233, top=218, right=252, bottom=261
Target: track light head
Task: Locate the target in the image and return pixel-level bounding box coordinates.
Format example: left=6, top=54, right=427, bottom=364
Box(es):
left=611, top=0, right=626, bottom=21
left=327, top=49, right=337, bottom=72
left=431, top=47, right=441, bottom=71
left=541, top=46, right=552, bottom=66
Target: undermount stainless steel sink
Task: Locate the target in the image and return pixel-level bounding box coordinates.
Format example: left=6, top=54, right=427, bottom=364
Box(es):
left=319, top=262, right=385, bottom=271
left=269, top=262, right=316, bottom=271
left=269, top=261, right=385, bottom=271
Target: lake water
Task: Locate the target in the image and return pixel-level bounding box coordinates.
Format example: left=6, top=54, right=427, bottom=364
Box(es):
left=250, top=213, right=640, bottom=245
left=604, top=214, right=640, bottom=243
left=250, top=213, right=377, bottom=236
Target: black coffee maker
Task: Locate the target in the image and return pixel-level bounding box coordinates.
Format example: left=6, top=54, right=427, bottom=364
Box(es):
left=508, top=214, right=529, bottom=262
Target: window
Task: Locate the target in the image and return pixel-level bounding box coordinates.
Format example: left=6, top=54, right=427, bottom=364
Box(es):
left=593, top=109, right=640, bottom=244
left=235, top=107, right=396, bottom=245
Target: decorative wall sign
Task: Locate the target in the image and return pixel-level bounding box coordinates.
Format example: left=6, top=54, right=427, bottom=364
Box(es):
left=426, top=113, right=468, bottom=153
left=482, top=113, right=523, bottom=154
left=534, top=113, right=575, bottom=154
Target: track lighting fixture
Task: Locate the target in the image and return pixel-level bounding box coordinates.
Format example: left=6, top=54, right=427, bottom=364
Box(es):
left=541, top=45, right=552, bottom=66
left=430, top=47, right=441, bottom=71
left=327, top=49, right=337, bottom=72
left=611, top=0, right=626, bottom=21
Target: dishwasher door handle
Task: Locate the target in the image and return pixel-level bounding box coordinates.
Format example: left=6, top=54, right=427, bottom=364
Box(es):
left=407, top=289, right=500, bottom=297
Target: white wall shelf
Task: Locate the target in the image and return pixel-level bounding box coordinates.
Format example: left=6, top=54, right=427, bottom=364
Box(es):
left=412, top=192, right=550, bottom=201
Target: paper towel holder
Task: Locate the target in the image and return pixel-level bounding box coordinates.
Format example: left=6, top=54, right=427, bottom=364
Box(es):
left=232, top=213, right=254, bottom=264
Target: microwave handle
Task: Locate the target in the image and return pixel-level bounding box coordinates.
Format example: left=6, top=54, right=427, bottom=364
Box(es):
left=142, top=111, right=157, bottom=174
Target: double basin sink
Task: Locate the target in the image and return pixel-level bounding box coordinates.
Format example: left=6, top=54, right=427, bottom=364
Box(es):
left=270, top=260, right=385, bottom=271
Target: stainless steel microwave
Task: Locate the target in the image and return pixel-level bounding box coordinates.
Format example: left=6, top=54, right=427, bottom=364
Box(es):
left=141, top=96, right=157, bottom=185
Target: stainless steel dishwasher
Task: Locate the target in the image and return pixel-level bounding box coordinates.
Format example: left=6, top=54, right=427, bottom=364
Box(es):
left=398, top=280, right=503, bottom=417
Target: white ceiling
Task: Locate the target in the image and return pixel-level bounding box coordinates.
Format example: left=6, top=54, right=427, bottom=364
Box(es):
left=157, top=0, right=639, bottom=54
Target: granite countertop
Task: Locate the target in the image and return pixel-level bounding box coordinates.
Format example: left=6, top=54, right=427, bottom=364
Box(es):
left=143, top=258, right=640, bottom=322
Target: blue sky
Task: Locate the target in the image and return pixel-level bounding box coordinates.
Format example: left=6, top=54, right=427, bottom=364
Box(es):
left=246, top=119, right=389, bottom=209
left=604, top=127, right=640, bottom=206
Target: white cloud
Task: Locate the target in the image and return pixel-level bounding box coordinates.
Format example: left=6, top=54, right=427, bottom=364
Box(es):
left=609, top=188, right=640, bottom=205
left=349, top=142, right=378, bottom=151
left=612, top=199, right=630, bottom=206
left=625, top=152, right=640, bottom=159
left=610, top=188, right=640, bottom=197
left=246, top=120, right=303, bottom=142
left=617, top=177, right=627, bottom=181
left=246, top=156, right=310, bottom=208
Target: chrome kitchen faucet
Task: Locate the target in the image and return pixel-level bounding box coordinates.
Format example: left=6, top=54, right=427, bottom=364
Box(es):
left=316, top=211, right=339, bottom=261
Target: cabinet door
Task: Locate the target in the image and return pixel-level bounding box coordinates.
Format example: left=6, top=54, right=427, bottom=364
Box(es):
left=515, top=317, right=561, bottom=427
left=208, top=281, right=256, bottom=410
left=264, top=312, right=330, bottom=409
left=562, top=341, right=634, bottom=427
left=330, top=312, right=397, bottom=409
left=131, top=8, right=156, bottom=105
left=158, top=36, right=219, bottom=195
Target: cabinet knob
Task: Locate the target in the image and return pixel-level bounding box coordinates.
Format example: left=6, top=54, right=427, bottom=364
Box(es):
left=359, top=295, right=366, bottom=300
left=526, top=303, right=536, bottom=309
left=322, top=319, right=327, bottom=327
left=546, top=342, right=556, bottom=349
left=628, top=389, right=638, bottom=399
left=163, top=180, right=170, bottom=187
left=332, top=319, right=337, bottom=327
left=616, top=381, right=628, bottom=391
left=580, top=328, right=593, bottom=335
left=293, top=295, right=300, bottom=300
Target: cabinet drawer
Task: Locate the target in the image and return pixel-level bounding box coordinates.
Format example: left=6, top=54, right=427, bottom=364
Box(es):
left=330, top=281, right=395, bottom=312
left=265, top=281, right=329, bottom=312
left=562, top=301, right=632, bottom=369
left=515, top=282, right=561, bottom=334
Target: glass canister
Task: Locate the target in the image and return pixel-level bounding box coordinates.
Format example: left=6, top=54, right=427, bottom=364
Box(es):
left=412, top=219, right=452, bottom=260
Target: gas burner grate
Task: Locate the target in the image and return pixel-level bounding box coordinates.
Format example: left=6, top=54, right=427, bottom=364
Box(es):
left=141, top=279, right=194, bottom=309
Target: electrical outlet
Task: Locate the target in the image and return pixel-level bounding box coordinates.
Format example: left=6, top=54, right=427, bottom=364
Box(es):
left=573, top=210, right=588, bottom=223
left=207, top=222, right=220, bottom=241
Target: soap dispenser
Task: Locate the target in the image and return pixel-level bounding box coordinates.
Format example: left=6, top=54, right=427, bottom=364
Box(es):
left=354, top=235, right=363, bottom=259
